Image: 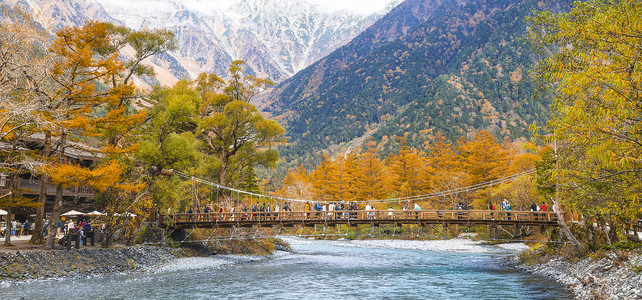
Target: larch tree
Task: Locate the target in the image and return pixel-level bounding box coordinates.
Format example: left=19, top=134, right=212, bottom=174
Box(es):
left=456, top=130, right=511, bottom=185
left=426, top=132, right=470, bottom=209
left=309, top=155, right=335, bottom=203
left=278, top=165, right=313, bottom=202
left=387, top=138, right=426, bottom=198
left=353, top=146, right=389, bottom=205
left=44, top=20, right=177, bottom=248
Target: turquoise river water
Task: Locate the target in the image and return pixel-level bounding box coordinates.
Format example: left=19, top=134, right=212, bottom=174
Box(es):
left=0, top=238, right=570, bottom=299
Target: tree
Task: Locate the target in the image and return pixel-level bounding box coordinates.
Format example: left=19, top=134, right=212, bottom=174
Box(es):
left=278, top=164, right=313, bottom=204
left=137, top=81, right=200, bottom=213
left=309, top=155, right=335, bottom=203
left=353, top=146, right=389, bottom=204
left=0, top=9, right=52, bottom=245
left=43, top=20, right=176, bottom=248
left=197, top=62, right=284, bottom=204
left=387, top=138, right=426, bottom=198
left=225, top=60, right=273, bottom=103
left=528, top=0, right=642, bottom=246
left=456, top=130, right=511, bottom=185
left=426, top=132, right=470, bottom=209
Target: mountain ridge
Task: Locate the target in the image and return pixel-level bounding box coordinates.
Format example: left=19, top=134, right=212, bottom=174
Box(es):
left=261, top=0, right=572, bottom=166
left=4, top=0, right=400, bottom=85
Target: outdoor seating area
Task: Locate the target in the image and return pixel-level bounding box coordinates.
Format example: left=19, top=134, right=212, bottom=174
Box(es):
left=1, top=209, right=136, bottom=250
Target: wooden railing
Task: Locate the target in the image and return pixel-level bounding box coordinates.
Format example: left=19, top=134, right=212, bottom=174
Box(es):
left=163, top=210, right=559, bottom=228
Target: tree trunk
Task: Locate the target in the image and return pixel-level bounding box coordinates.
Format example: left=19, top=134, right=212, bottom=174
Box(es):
left=46, top=184, right=63, bottom=249
left=4, top=208, right=12, bottom=246
left=46, top=131, right=66, bottom=249
left=102, top=223, right=112, bottom=248
left=4, top=173, right=19, bottom=246
left=552, top=198, right=585, bottom=254
left=219, top=151, right=230, bottom=207
left=31, top=131, right=51, bottom=244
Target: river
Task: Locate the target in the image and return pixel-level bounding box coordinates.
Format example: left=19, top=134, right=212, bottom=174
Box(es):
left=0, top=238, right=570, bottom=299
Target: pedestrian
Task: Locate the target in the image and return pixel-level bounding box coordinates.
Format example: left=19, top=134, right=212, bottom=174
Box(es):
left=43, top=220, right=49, bottom=237
left=506, top=201, right=512, bottom=220
left=488, top=201, right=495, bottom=219
left=11, top=220, right=17, bottom=236
left=23, top=219, right=31, bottom=236
left=67, top=219, right=75, bottom=234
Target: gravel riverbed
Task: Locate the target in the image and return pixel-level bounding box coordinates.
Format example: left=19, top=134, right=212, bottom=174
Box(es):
left=516, top=252, right=642, bottom=299
left=0, top=246, right=181, bottom=282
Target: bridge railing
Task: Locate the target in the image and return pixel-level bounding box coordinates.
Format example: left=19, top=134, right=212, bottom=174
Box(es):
left=169, top=210, right=558, bottom=225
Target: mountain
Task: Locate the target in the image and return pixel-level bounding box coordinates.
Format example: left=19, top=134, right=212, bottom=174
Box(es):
left=260, top=0, right=572, bottom=166
left=4, top=0, right=401, bottom=85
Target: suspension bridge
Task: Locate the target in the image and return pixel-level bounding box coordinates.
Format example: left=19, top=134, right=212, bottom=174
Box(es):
left=161, top=209, right=558, bottom=229
left=157, top=169, right=561, bottom=231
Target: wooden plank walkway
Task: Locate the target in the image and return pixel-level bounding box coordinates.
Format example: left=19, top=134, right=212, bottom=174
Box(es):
left=161, top=210, right=559, bottom=229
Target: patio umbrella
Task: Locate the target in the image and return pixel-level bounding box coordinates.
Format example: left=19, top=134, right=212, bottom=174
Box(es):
left=114, top=212, right=137, bottom=217
left=0, top=209, right=7, bottom=216
left=61, top=210, right=85, bottom=216
left=85, top=210, right=104, bottom=217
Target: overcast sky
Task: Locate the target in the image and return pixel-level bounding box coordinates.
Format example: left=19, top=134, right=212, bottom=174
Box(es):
left=306, top=0, right=395, bottom=14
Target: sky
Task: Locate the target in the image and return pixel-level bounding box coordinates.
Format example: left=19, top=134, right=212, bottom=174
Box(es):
left=306, top=0, right=395, bottom=14
left=96, top=0, right=398, bottom=16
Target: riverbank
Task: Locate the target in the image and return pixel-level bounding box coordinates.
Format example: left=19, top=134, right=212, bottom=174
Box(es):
left=516, top=251, right=642, bottom=299
left=0, top=233, right=291, bottom=283
left=0, top=245, right=182, bottom=282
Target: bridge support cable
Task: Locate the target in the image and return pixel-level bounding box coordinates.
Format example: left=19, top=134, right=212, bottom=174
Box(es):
left=170, top=169, right=536, bottom=206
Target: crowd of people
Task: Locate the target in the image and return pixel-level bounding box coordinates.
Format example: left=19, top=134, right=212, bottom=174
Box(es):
left=0, top=219, right=33, bottom=237
left=0, top=216, right=109, bottom=250
left=181, top=199, right=551, bottom=223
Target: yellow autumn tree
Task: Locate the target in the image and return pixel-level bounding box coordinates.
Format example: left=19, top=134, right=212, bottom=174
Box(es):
left=528, top=0, right=642, bottom=246
left=278, top=165, right=313, bottom=204
left=387, top=139, right=426, bottom=198
left=44, top=21, right=176, bottom=248
left=353, top=146, right=390, bottom=206
left=426, top=132, right=470, bottom=209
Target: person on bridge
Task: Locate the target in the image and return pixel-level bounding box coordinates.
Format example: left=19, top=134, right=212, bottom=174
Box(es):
left=488, top=201, right=495, bottom=220
left=540, top=203, right=547, bottom=211
left=260, top=203, right=267, bottom=220
left=505, top=201, right=512, bottom=220
left=414, top=202, right=421, bottom=220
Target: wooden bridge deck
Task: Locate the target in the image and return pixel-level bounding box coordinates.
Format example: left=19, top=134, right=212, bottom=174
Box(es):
left=162, top=210, right=559, bottom=229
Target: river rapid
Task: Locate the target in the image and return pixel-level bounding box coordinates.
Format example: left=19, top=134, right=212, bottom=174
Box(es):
left=0, top=238, right=570, bottom=299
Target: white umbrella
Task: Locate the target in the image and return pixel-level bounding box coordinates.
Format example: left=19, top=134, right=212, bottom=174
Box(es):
left=114, top=212, right=137, bottom=217
left=0, top=209, right=7, bottom=216
left=85, top=210, right=104, bottom=217
left=61, top=210, right=85, bottom=216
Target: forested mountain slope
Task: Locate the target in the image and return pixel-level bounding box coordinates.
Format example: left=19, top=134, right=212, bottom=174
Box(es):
left=261, top=0, right=572, bottom=166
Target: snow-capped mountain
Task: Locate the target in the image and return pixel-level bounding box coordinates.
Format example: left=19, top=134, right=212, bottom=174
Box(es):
left=6, top=0, right=400, bottom=85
